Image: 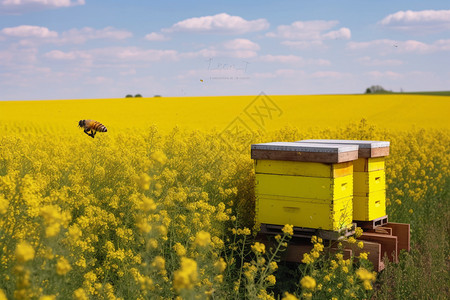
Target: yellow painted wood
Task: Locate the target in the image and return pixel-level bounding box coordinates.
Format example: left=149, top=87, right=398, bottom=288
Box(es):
left=353, top=170, right=385, bottom=196
left=256, top=196, right=353, bottom=230
left=353, top=190, right=386, bottom=221
left=353, top=157, right=385, bottom=172
left=255, top=160, right=353, bottom=178
left=256, top=173, right=353, bottom=200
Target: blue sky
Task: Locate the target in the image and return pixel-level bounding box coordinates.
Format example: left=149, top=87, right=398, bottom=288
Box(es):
left=0, top=0, right=449, bottom=100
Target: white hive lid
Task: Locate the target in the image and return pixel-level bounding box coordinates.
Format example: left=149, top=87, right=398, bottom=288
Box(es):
left=299, top=139, right=389, bottom=149
left=251, top=142, right=358, bottom=153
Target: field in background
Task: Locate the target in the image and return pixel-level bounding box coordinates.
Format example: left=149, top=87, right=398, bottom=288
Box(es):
left=1, top=94, right=449, bottom=134
left=0, top=94, right=449, bottom=299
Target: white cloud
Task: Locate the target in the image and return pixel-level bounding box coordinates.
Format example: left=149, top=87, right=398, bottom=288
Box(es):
left=163, top=13, right=269, bottom=34
left=181, top=39, right=260, bottom=59
left=59, top=27, right=132, bottom=44
left=44, top=49, right=90, bottom=60
left=347, top=39, right=450, bottom=54
left=258, top=54, right=331, bottom=66
left=366, top=71, right=403, bottom=80
left=281, top=40, right=324, bottom=49
left=0, top=26, right=132, bottom=44
left=310, top=71, right=350, bottom=79
left=1, top=0, right=84, bottom=14
left=0, top=47, right=37, bottom=67
left=322, top=27, right=351, bottom=40
left=223, top=38, right=260, bottom=51
left=1, top=25, right=58, bottom=38
left=44, top=47, right=179, bottom=63
left=356, top=56, right=403, bottom=66
left=253, top=69, right=304, bottom=79
left=145, top=32, right=169, bottom=41
left=267, top=20, right=351, bottom=41
left=379, top=9, right=450, bottom=33
left=267, top=20, right=337, bottom=39
left=259, top=54, right=303, bottom=64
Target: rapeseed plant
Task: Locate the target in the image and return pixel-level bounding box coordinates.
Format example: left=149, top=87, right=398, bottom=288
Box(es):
left=0, top=118, right=448, bottom=299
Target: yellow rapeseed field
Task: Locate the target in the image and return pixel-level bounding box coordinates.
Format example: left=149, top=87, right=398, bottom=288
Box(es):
left=0, top=94, right=449, bottom=299
left=0, top=94, right=449, bottom=134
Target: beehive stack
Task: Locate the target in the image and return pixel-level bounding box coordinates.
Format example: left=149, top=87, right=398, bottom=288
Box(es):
left=251, top=142, right=359, bottom=231
left=299, top=140, right=390, bottom=221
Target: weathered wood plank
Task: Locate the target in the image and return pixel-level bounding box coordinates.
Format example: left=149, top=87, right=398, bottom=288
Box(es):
left=359, top=232, right=398, bottom=263
left=251, top=149, right=358, bottom=163
left=382, top=223, right=410, bottom=254
left=340, top=240, right=384, bottom=272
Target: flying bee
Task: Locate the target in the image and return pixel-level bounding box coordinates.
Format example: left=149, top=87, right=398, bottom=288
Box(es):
left=78, top=119, right=107, bottom=138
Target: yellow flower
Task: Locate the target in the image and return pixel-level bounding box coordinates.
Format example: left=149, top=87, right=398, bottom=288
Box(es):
left=173, top=243, right=187, bottom=256
left=56, top=257, right=71, bottom=275
left=152, top=256, right=166, bottom=270
left=282, top=292, right=299, bottom=300
left=15, top=241, right=35, bottom=263
left=363, top=280, right=373, bottom=290
left=173, top=257, right=198, bottom=291
left=140, top=196, right=156, bottom=211
left=73, top=288, right=88, bottom=300
left=194, top=231, right=211, bottom=247
left=359, top=252, right=368, bottom=260
left=357, top=241, right=364, bottom=249
left=0, top=290, right=7, bottom=300
left=0, top=195, right=9, bottom=214
left=151, top=150, right=167, bottom=164
left=300, top=276, right=316, bottom=290
left=313, top=242, right=324, bottom=252
left=270, top=261, right=278, bottom=271
left=147, top=239, right=158, bottom=249
left=347, top=237, right=356, bottom=244
left=409, top=209, right=414, bottom=214
left=242, top=227, right=251, bottom=235
left=282, top=224, right=294, bottom=236
left=347, top=276, right=354, bottom=284
left=214, top=274, right=223, bottom=283
left=302, top=253, right=314, bottom=264
left=266, top=275, right=276, bottom=285
left=251, top=242, right=266, bottom=254
left=39, top=296, right=56, bottom=300
left=137, top=173, right=151, bottom=190
left=302, top=292, right=312, bottom=299
left=214, top=258, right=227, bottom=273
left=356, top=267, right=375, bottom=281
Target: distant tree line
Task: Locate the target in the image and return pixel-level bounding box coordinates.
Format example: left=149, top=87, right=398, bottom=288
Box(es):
left=364, top=85, right=393, bottom=94
left=125, top=94, right=163, bottom=98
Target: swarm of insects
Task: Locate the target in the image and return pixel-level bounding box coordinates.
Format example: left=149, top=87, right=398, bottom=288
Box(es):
left=78, top=119, right=107, bottom=138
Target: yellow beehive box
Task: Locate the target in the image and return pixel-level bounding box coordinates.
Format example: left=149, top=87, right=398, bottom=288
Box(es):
left=353, top=190, right=386, bottom=221
left=353, top=169, right=385, bottom=196
left=257, top=195, right=353, bottom=231
left=255, top=173, right=353, bottom=200
left=251, top=142, right=358, bottom=230
left=298, top=140, right=390, bottom=221
left=353, top=157, right=385, bottom=172
left=255, top=160, right=353, bottom=178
